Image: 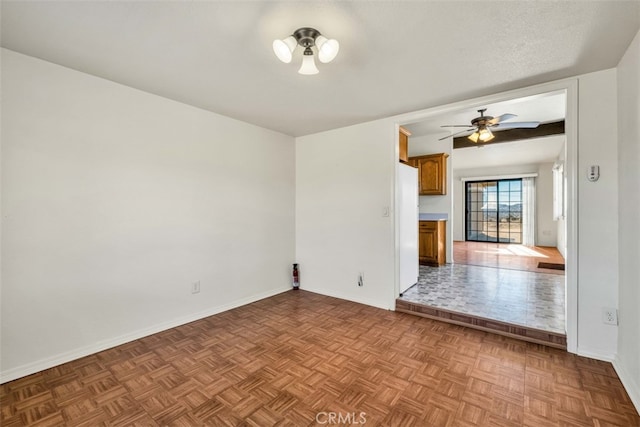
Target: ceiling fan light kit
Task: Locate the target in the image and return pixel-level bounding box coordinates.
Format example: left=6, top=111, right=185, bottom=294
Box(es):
left=299, top=48, right=319, bottom=75
left=468, top=126, right=494, bottom=143
left=273, top=27, right=339, bottom=75
left=272, top=36, right=297, bottom=63
left=440, top=108, right=541, bottom=142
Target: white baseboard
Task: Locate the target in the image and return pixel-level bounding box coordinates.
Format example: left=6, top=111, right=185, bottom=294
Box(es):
left=300, top=286, right=391, bottom=311
left=577, top=350, right=640, bottom=415
left=0, top=287, right=291, bottom=384
left=613, top=357, right=640, bottom=415
left=576, top=347, right=615, bottom=362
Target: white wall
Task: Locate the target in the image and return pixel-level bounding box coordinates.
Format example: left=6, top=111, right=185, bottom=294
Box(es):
left=295, top=120, right=395, bottom=309
left=409, top=136, right=454, bottom=263
left=0, top=49, right=295, bottom=382
left=536, top=162, right=557, bottom=247
left=452, top=180, right=465, bottom=241
left=615, top=29, right=640, bottom=411
left=576, top=68, right=619, bottom=359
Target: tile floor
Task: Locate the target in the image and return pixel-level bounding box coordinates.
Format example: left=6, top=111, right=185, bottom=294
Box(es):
left=399, top=264, right=565, bottom=334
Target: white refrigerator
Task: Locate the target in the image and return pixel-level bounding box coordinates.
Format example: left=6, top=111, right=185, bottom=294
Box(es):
left=398, top=163, right=419, bottom=295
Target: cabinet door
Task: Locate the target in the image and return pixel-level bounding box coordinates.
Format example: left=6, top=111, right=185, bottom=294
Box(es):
left=419, top=221, right=446, bottom=266
left=419, top=222, right=438, bottom=264
left=399, top=127, right=410, bottom=163
left=418, top=154, right=447, bottom=195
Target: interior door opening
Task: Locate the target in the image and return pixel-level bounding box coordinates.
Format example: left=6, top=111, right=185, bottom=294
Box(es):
left=394, top=85, right=575, bottom=352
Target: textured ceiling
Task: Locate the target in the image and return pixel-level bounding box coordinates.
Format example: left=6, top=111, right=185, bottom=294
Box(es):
left=1, top=1, right=639, bottom=137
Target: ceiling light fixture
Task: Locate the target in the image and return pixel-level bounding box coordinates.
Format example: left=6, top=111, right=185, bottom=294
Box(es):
left=468, top=125, right=494, bottom=143
left=273, top=27, right=339, bottom=75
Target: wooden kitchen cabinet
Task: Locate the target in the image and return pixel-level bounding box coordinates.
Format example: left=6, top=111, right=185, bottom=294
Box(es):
left=399, top=126, right=410, bottom=163
left=409, top=153, right=449, bottom=195
left=419, top=220, right=446, bottom=266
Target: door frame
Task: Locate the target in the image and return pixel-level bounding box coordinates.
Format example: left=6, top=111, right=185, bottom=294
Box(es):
left=392, top=78, right=578, bottom=353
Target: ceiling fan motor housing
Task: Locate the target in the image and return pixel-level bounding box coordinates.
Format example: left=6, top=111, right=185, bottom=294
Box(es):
left=471, top=109, right=493, bottom=127
left=438, top=108, right=538, bottom=141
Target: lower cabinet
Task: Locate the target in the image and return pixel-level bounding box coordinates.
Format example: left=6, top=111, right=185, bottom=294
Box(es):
left=419, top=220, right=446, bottom=266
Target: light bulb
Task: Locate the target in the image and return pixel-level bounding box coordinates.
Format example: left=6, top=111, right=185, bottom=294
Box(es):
left=298, top=49, right=319, bottom=75
left=478, top=127, right=494, bottom=142
left=273, top=36, right=297, bottom=63
left=315, top=35, right=340, bottom=63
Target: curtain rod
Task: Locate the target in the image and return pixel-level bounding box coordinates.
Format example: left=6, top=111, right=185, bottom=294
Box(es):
left=460, top=173, right=538, bottom=182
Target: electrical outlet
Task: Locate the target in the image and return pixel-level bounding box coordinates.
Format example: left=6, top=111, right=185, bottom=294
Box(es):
left=602, top=308, right=618, bottom=325
left=358, top=272, right=364, bottom=287
left=191, top=281, right=200, bottom=294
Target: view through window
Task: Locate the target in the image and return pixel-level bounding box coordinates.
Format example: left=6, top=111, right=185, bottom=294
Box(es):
left=465, top=179, right=523, bottom=243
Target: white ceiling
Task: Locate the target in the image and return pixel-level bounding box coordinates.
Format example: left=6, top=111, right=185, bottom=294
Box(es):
left=452, top=135, right=565, bottom=171
left=1, top=1, right=639, bottom=137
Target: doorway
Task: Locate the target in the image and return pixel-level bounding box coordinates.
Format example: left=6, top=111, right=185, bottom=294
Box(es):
left=394, top=84, right=577, bottom=351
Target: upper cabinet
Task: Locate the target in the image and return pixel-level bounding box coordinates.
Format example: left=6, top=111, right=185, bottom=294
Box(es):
left=409, top=153, right=449, bottom=195
left=399, top=126, right=410, bottom=163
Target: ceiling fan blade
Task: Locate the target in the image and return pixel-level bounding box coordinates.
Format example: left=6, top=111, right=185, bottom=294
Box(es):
left=439, top=128, right=475, bottom=140
left=492, top=121, right=540, bottom=130
left=487, top=113, right=517, bottom=125
left=441, top=125, right=475, bottom=128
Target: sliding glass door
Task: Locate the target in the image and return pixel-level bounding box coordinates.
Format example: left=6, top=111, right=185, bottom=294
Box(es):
left=465, top=179, right=522, bottom=243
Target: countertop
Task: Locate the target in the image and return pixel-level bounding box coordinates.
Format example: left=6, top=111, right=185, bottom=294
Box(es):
left=419, top=213, right=448, bottom=221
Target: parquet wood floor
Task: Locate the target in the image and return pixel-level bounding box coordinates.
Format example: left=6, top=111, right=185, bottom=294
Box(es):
left=2, top=290, right=638, bottom=426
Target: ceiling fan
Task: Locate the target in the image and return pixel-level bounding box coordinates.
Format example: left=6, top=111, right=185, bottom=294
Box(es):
left=439, top=109, right=540, bottom=142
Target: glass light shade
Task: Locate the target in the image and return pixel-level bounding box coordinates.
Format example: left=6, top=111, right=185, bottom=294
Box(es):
left=478, top=127, right=494, bottom=142
left=298, top=52, right=319, bottom=75
left=273, top=36, right=297, bottom=63
left=315, top=35, right=340, bottom=63
left=468, top=132, right=480, bottom=143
